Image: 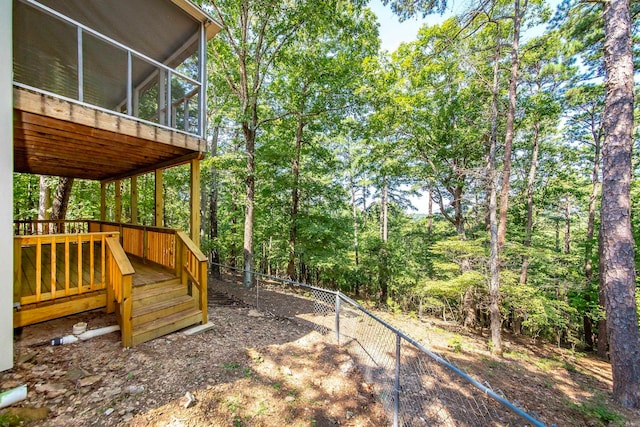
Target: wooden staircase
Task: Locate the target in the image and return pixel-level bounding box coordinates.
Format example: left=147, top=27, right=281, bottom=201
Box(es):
left=130, top=278, right=203, bottom=346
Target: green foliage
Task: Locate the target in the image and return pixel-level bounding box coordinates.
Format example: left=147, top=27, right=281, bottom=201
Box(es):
left=569, top=394, right=625, bottom=426
left=0, top=413, right=21, bottom=427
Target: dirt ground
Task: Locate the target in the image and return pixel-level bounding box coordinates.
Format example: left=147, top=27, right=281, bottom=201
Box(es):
left=2, top=278, right=640, bottom=426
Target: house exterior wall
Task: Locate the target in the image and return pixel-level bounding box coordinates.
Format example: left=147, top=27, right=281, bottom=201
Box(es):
left=0, top=0, right=14, bottom=372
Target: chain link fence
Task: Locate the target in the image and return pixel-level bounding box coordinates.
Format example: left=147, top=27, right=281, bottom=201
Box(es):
left=210, top=264, right=549, bottom=427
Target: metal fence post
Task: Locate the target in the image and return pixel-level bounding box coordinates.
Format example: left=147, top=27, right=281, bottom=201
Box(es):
left=394, top=333, right=401, bottom=427
left=335, top=293, right=341, bottom=345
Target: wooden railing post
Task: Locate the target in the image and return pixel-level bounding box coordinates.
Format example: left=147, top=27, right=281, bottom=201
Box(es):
left=200, top=260, right=208, bottom=322
left=13, top=238, right=22, bottom=304
left=121, top=275, right=133, bottom=347
left=106, top=250, right=115, bottom=314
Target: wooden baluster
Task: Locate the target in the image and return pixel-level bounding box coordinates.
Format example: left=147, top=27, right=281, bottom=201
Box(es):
left=77, top=234, right=83, bottom=294
left=89, top=234, right=95, bottom=291
left=50, top=235, right=56, bottom=299
left=35, top=239, right=42, bottom=302
left=101, top=235, right=106, bottom=289
left=64, top=235, right=70, bottom=296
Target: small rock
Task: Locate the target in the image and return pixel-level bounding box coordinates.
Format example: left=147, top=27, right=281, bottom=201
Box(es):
left=285, top=396, right=295, bottom=402
left=16, top=350, right=37, bottom=365
left=35, top=382, right=67, bottom=399
left=247, top=309, right=264, bottom=318
left=105, top=408, right=114, bottom=416
left=179, top=392, right=196, bottom=408
left=124, top=385, right=144, bottom=395
left=65, top=366, right=87, bottom=381
left=339, top=360, right=354, bottom=375
left=104, top=387, right=122, bottom=398
left=78, top=374, right=103, bottom=388
left=122, top=413, right=134, bottom=422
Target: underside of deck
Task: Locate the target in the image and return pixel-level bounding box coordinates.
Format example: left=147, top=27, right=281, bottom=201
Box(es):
left=13, top=87, right=205, bottom=181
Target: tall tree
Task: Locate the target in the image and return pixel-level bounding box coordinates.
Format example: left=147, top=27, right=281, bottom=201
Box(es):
left=206, top=0, right=317, bottom=287
left=600, top=0, right=640, bottom=408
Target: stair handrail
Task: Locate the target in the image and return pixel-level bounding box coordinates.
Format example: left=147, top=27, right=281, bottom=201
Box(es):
left=175, top=230, right=208, bottom=324
left=105, top=236, right=135, bottom=347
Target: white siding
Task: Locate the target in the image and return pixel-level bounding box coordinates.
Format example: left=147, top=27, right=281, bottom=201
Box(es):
left=0, top=0, right=14, bottom=372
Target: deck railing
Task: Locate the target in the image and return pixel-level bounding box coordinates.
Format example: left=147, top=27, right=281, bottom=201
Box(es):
left=13, top=230, right=120, bottom=327
left=14, top=219, right=90, bottom=235
left=14, top=219, right=208, bottom=327
left=176, top=230, right=208, bottom=321
left=104, top=236, right=135, bottom=347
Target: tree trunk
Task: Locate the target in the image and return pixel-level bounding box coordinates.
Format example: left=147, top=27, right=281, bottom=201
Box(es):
left=488, top=32, right=502, bottom=355
left=287, top=115, right=305, bottom=280
left=497, top=0, right=522, bottom=250
left=519, top=121, right=540, bottom=285
left=350, top=173, right=360, bottom=267
left=209, top=126, right=221, bottom=279
left=427, top=186, right=433, bottom=241
left=38, top=176, right=50, bottom=220
left=564, top=195, right=571, bottom=254
left=242, top=122, right=256, bottom=288
left=601, top=0, right=640, bottom=407
left=50, top=177, right=74, bottom=221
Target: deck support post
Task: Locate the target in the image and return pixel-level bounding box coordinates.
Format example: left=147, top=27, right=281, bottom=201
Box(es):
left=13, top=238, right=21, bottom=303
left=130, top=176, right=138, bottom=224
left=100, top=182, right=106, bottom=221
left=155, top=169, right=163, bottom=227
left=114, top=180, right=122, bottom=223
left=190, top=159, right=200, bottom=247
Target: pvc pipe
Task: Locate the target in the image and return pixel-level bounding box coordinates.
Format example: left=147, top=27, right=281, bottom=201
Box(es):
left=50, top=335, right=78, bottom=346
left=0, top=385, right=27, bottom=409
left=77, top=325, right=120, bottom=340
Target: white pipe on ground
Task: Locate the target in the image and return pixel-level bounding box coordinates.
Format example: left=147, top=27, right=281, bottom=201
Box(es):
left=50, top=325, right=121, bottom=346
left=0, top=385, right=27, bottom=409
left=77, top=325, right=120, bottom=340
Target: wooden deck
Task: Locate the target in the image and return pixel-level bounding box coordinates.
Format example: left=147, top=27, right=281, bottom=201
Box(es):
left=18, top=243, right=176, bottom=300
left=14, top=223, right=208, bottom=346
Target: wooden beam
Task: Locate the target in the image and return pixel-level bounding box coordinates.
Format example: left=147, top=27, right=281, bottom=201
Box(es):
left=190, top=158, right=201, bottom=247
left=131, top=176, right=138, bottom=224
left=114, top=180, right=122, bottom=223
left=14, top=88, right=205, bottom=151
left=155, top=169, right=163, bottom=227
left=100, top=183, right=106, bottom=221
left=101, top=152, right=203, bottom=184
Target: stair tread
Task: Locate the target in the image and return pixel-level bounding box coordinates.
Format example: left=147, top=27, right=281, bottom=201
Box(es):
left=133, top=282, right=183, bottom=299
left=132, top=308, right=202, bottom=336
left=132, top=294, right=194, bottom=317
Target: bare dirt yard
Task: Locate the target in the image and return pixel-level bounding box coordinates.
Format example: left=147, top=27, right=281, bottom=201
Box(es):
left=1, top=277, right=640, bottom=426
